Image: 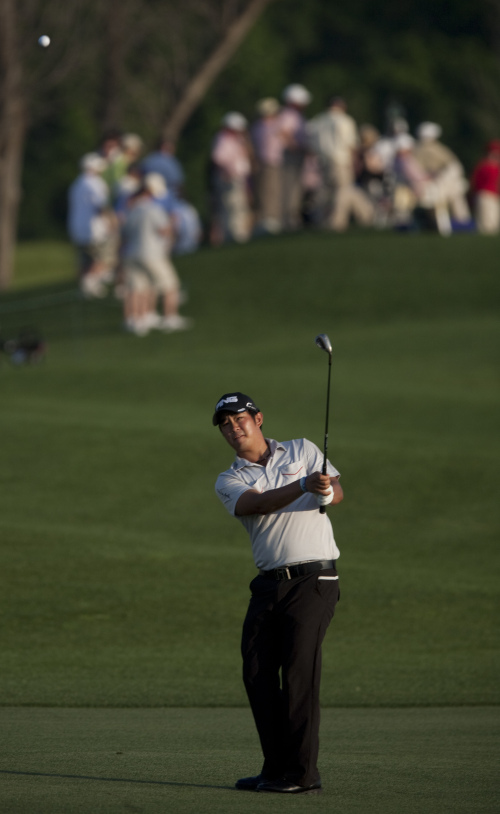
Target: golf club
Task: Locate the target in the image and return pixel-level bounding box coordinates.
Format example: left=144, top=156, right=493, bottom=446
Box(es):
left=315, top=333, right=333, bottom=514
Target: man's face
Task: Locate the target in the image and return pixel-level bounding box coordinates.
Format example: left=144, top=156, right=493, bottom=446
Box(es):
left=219, top=410, right=264, bottom=456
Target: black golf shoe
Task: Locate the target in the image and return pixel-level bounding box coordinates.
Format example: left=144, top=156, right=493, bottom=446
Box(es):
left=257, top=778, right=322, bottom=794
left=235, top=774, right=266, bottom=791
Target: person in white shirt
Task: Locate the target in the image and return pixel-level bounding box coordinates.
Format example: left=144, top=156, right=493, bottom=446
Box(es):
left=214, top=392, right=343, bottom=795
left=307, top=96, right=373, bottom=230
left=121, top=173, right=192, bottom=335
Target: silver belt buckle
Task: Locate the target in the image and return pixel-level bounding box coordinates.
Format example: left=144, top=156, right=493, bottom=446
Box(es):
left=276, top=566, right=291, bottom=580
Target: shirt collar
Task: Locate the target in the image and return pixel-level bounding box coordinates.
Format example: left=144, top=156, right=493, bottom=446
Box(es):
left=232, top=438, right=285, bottom=470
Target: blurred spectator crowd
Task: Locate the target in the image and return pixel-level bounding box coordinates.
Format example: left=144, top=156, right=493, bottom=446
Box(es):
left=67, top=83, right=500, bottom=333
left=67, top=132, right=198, bottom=335
left=207, top=85, right=500, bottom=241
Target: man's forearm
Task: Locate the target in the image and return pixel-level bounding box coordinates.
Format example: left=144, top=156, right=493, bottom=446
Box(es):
left=236, top=480, right=303, bottom=516
left=235, top=475, right=342, bottom=517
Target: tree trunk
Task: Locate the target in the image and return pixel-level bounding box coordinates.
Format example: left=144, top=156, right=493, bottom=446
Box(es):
left=163, top=0, right=275, bottom=141
left=0, top=110, right=25, bottom=293
left=0, top=0, right=26, bottom=292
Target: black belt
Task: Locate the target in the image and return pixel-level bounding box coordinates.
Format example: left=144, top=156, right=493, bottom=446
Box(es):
left=259, top=559, right=336, bottom=581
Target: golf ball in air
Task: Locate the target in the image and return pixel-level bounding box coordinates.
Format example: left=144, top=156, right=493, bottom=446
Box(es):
left=38, top=35, right=51, bottom=47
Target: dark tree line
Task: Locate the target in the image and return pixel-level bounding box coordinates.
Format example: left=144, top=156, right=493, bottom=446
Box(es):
left=2, top=0, right=499, bottom=288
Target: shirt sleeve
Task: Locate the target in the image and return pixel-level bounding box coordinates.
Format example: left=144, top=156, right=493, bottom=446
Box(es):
left=215, top=471, right=252, bottom=517
left=302, top=438, right=340, bottom=478
left=90, top=178, right=109, bottom=209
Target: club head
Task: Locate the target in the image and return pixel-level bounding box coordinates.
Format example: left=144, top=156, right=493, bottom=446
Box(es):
left=315, top=333, right=332, bottom=355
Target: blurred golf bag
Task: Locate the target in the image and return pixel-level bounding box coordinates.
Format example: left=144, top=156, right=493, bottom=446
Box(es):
left=0, top=328, right=46, bottom=365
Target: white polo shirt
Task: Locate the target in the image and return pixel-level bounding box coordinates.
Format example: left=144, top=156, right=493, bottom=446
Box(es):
left=215, top=437, right=340, bottom=570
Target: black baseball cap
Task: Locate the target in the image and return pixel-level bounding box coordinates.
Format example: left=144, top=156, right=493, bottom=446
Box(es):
left=212, top=392, right=260, bottom=426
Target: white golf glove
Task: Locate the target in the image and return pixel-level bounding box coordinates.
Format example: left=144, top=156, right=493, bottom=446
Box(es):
left=316, top=485, right=334, bottom=506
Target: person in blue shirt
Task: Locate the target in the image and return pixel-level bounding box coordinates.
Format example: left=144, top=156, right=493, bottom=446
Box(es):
left=140, top=138, right=185, bottom=199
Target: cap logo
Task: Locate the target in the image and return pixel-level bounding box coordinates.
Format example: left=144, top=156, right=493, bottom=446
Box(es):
left=216, top=396, right=238, bottom=411
left=213, top=392, right=259, bottom=425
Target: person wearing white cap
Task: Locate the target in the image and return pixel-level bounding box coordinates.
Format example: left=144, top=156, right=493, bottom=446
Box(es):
left=210, top=112, right=253, bottom=245
left=67, top=152, right=117, bottom=298
left=414, top=122, right=471, bottom=234
left=121, top=172, right=192, bottom=335
left=277, top=84, right=312, bottom=230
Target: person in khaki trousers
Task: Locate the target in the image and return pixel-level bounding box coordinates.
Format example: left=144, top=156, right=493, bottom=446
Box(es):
left=277, top=84, right=312, bottom=231
left=307, top=96, right=374, bottom=231
left=251, top=98, right=284, bottom=234
left=211, top=113, right=253, bottom=244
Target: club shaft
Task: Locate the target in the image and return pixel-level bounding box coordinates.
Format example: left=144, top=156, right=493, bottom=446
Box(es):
left=320, top=353, right=332, bottom=513
left=322, top=353, right=332, bottom=473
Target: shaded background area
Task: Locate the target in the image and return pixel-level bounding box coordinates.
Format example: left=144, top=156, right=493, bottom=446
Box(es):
left=17, top=0, right=500, bottom=238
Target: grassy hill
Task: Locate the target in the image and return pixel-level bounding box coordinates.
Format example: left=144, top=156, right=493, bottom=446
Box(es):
left=1, top=232, right=499, bottom=707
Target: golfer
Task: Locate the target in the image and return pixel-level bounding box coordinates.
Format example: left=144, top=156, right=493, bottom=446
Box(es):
left=213, top=392, right=343, bottom=794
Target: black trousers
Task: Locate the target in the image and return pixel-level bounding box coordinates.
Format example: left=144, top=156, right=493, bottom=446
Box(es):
left=241, top=567, right=339, bottom=786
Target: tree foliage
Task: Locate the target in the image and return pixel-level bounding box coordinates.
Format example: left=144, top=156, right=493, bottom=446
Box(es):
left=0, top=0, right=96, bottom=288
left=16, top=0, right=500, bottom=241
left=2, top=0, right=273, bottom=288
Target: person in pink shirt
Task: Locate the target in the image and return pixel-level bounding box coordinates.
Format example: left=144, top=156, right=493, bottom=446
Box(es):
left=470, top=140, right=500, bottom=234
left=251, top=97, right=284, bottom=234
left=250, top=97, right=284, bottom=234
left=277, top=84, right=312, bottom=231
left=210, top=112, right=253, bottom=245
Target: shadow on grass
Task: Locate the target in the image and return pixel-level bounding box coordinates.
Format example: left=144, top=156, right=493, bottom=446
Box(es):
left=0, top=769, right=234, bottom=791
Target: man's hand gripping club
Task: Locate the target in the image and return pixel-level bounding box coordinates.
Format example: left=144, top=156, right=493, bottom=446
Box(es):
left=303, top=472, right=334, bottom=507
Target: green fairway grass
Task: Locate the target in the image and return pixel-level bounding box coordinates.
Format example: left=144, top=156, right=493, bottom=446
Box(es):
left=1, top=707, right=498, bottom=814
left=1, top=232, right=499, bottom=707
left=13, top=241, right=75, bottom=290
